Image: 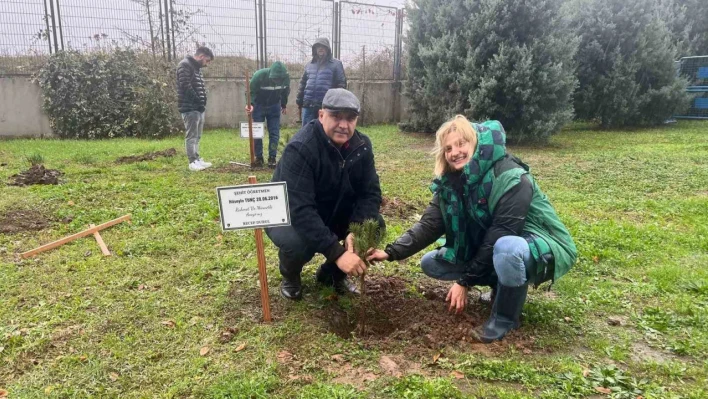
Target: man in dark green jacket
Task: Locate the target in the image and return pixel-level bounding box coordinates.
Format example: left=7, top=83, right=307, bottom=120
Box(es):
left=245, top=61, right=290, bottom=168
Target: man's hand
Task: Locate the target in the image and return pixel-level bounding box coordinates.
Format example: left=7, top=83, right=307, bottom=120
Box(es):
left=245, top=105, right=253, bottom=114
left=344, top=233, right=355, bottom=253
left=336, top=251, right=367, bottom=277
left=446, top=283, right=468, bottom=314
left=281, top=106, right=287, bottom=115
left=366, top=248, right=389, bottom=263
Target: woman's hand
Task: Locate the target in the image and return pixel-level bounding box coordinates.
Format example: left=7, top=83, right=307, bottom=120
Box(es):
left=446, top=283, right=468, bottom=314
left=366, top=248, right=389, bottom=263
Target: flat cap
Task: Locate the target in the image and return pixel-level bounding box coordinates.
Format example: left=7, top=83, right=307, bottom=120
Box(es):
left=322, top=88, right=360, bottom=115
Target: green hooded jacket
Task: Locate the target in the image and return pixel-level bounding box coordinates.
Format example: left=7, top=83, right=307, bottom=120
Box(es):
left=249, top=61, right=290, bottom=107
left=432, top=120, right=577, bottom=285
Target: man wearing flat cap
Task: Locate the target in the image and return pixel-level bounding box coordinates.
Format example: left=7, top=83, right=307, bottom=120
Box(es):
left=266, top=88, right=384, bottom=300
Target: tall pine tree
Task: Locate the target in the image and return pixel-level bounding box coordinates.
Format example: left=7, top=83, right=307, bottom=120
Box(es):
left=403, top=0, right=577, bottom=143
left=571, top=0, right=691, bottom=127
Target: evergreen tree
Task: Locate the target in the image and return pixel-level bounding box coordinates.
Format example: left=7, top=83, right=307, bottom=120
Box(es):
left=403, top=0, right=577, bottom=143
left=571, top=0, right=691, bottom=127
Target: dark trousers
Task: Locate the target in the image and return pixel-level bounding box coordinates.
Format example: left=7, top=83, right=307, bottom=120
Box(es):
left=266, top=214, right=385, bottom=280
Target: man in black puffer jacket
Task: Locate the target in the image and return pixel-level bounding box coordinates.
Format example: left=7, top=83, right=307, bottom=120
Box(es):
left=266, top=88, right=383, bottom=300
left=176, top=46, right=214, bottom=171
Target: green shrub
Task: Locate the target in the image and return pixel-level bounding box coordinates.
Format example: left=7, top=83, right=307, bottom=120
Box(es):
left=570, top=0, right=691, bottom=127
left=36, top=49, right=181, bottom=139
left=402, top=0, right=577, bottom=143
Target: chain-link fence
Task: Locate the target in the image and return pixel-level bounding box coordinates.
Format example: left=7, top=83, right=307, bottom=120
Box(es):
left=263, top=0, right=333, bottom=78
left=1, top=0, right=405, bottom=80
left=339, top=1, right=398, bottom=80
left=0, top=0, right=52, bottom=76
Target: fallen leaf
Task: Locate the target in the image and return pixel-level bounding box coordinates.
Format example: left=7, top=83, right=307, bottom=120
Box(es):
left=45, top=386, right=54, bottom=394
left=200, top=346, right=210, bottom=356
left=138, top=284, right=146, bottom=291
left=592, top=256, right=599, bottom=263
left=109, top=372, right=119, bottom=381
left=432, top=353, right=441, bottom=363
left=161, top=320, right=175, bottom=328
left=216, top=234, right=223, bottom=242
left=0, top=346, right=4, bottom=353
left=379, top=355, right=402, bottom=377
left=636, top=396, right=644, bottom=399
left=325, top=294, right=338, bottom=301
left=234, top=343, right=247, bottom=352
left=595, top=386, right=612, bottom=394
left=68, top=201, right=75, bottom=206
left=277, top=350, right=293, bottom=364
left=331, top=354, right=345, bottom=363
left=582, top=368, right=590, bottom=377
left=0, top=389, right=8, bottom=398
left=522, top=349, right=532, bottom=355
left=79, top=355, right=87, bottom=362
left=564, top=317, right=572, bottom=322
left=451, top=370, right=465, bottom=379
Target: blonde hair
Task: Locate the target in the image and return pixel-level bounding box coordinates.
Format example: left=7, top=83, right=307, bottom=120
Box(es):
left=432, top=115, right=478, bottom=176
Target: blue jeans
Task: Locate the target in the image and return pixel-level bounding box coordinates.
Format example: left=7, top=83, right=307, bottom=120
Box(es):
left=301, top=106, right=320, bottom=127
left=252, top=103, right=281, bottom=159
left=420, top=236, right=534, bottom=288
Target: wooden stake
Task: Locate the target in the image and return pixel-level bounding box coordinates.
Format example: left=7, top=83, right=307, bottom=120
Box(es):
left=21, top=214, right=131, bottom=259
left=249, top=175, right=272, bottom=322
left=90, top=223, right=111, bottom=256
left=245, top=72, right=256, bottom=166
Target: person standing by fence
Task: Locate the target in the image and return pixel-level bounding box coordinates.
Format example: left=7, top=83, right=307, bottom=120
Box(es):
left=296, top=38, right=347, bottom=126
left=176, top=46, right=214, bottom=171
left=245, top=61, right=291, bottom=168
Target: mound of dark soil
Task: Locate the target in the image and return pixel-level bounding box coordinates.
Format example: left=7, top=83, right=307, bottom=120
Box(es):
left=380, top=196, right=419, bottom=219
left=9, top=165, right=62, bottom=186
left=0, top=209, right=50, bottom=234
left=115, top=148, right=177, bottom=164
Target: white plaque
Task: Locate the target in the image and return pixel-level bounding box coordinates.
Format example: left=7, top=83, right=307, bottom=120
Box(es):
left=240, top=122, right=265, bottom=139
left=217, top=182, right=290, bottom=231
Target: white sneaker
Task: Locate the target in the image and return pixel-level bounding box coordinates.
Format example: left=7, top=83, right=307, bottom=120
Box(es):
left=198, top=158, right=212, bottom=168
left=189, top=160, right=206, bottom=171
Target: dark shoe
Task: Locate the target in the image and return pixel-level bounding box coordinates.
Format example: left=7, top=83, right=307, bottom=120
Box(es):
left=268, top=157, right=276, bottom=168
left=315, top=264, right=359, bottom=295
left=280, top=274, right=302, bottom=300
left=252, top=158, right=264, bottom=168
left=477, top=282, right=528, bottom=343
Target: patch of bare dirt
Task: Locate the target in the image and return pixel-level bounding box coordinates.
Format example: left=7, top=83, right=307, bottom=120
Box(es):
left=0, top=209, right=50, bottom=234
left=380, top=196, right=420, bottom=219
left=319, top=276, right=535, bottom=353
left=8, top=165, right=62, bottom=186
left=115, top=148, right=176, bottom=164
left=630, top=342, right=674, bottom=363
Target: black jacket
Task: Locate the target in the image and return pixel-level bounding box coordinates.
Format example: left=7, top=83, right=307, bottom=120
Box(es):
left=176, top=56, right=207, bottom=113
left=385, top=156, right=534, bottom=287
left=272, top=120, right=382, bottom=263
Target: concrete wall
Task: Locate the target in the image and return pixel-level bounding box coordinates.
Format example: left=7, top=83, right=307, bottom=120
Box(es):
left=0, top=77, right=407, bottom=137
left=0, top=78, right=52, bottom=138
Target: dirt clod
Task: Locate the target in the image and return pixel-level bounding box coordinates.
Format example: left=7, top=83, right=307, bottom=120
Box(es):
left=0, top=210, right=50, bottom=234
left=9, top=165, right=62, bottom=186
left=380, top=196, right=419, bottom=219
left=115, top=148, right=176, bottom=164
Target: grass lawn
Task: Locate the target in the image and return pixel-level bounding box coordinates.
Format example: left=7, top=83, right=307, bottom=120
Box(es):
left=1, top=121, right=707, bottom=398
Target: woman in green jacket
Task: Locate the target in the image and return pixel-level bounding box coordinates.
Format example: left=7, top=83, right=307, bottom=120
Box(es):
left=367, top=115, right=577, bottom=342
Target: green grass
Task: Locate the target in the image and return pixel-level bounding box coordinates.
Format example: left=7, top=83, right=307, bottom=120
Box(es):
left=1, top=121, right=707, bottom=398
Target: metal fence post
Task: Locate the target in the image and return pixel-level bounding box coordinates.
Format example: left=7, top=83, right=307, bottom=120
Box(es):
left=48, top=0, right=59, bottom=53
left=263, top=0, right=268, bottom=68
left=332, top=1, right=339, bottom=59
left=55, top=0, right=64, bottom=50
left=43, top=0, right=53, bottom=54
